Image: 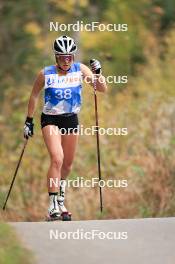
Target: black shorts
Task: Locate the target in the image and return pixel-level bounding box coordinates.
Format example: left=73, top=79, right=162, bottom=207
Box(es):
left=41, top=112, right=79, bottom=134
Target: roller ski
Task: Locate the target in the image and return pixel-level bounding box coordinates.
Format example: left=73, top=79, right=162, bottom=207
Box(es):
left=46, top=179, right=71, bottom=221
left=46, top=194, right=61, bottom=222
left=58, top=179, right=71, bottom=221
left=57, top=196, right=72, bottom=221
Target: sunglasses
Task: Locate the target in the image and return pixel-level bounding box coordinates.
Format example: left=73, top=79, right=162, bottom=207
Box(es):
left=56, top=55, right=73, bottom=62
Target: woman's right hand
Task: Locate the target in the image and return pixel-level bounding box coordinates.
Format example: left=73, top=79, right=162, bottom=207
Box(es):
left=24, top=117, right=34, bottom=139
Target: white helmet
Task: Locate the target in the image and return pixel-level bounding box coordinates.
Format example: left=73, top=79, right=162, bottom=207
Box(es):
left=53, top=35, right=77, bottom=55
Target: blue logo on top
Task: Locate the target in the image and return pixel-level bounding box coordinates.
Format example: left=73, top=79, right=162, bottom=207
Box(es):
left=47, top=77, right=55, bottom=86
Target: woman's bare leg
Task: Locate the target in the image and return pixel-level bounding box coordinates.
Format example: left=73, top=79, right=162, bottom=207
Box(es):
left=42, top=125, right=64, bottom=193
left=61, top=133, right=78, bottom=180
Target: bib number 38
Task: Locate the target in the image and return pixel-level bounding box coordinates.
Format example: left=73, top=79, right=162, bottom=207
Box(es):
left=55, top=89, right=72, bottom=99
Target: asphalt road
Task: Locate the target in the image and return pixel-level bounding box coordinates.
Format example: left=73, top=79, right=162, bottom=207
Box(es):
left=10, top=217, right=175, bottom=264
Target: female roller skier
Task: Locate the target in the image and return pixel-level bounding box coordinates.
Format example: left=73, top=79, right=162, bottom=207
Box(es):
left=23, top=35, right=107, bottom=220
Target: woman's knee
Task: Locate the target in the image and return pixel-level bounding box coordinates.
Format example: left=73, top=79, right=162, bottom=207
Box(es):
left=50, top=153, right=64, bottom=169
left=62, top=163, right=72, bottom=174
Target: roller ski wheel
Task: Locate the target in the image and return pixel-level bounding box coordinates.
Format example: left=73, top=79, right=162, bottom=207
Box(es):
left=61, top=212, right=72, bottom=221
left=46, top=213, right=61, bottom=222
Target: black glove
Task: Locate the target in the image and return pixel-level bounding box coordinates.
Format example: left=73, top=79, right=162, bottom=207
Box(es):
left=90, top=59, right=102, bottom=74
left=24, top=117, right=34, bottom=139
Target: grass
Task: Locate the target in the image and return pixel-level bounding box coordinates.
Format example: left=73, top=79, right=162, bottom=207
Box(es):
left=0, top=222, right=34, bottom=264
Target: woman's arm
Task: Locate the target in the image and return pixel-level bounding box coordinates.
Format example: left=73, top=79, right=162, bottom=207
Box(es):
left=27, top=70, right=45, bottom=118
left=80, top=63, right=107, bottom=93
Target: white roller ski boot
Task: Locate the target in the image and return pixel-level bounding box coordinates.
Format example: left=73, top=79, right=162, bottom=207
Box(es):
left=47, top=194, right=61, bottom=221
left=58, top=180, right=71, bottom=221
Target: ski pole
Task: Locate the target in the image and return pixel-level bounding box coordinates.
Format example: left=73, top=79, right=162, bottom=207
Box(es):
left=2, top=138, right=28, bottom=210
left=90, top=60, right=103, bottom=213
